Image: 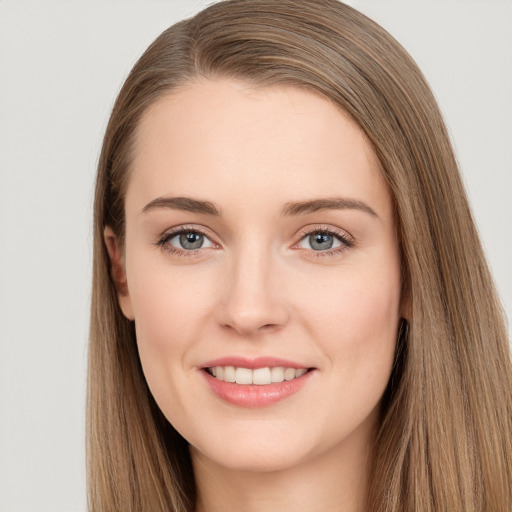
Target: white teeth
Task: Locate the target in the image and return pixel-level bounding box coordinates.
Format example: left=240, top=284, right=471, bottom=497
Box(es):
left=284, top=368, right=296, bottom=381
left=235, top=367, right=252, bottom=384
left=253, top=367, right=272, bottom=385
left=208, top=366, right=308, bottom=385
left=271, top=367, right=285, bottom=383
left=224, top=366, right=235, bottom=383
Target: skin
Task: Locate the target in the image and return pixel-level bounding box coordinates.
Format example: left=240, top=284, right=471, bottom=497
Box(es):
left=105, top=78, right=403, bottom=512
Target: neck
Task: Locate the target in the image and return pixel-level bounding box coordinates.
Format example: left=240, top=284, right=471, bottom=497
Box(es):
left=192, top=424, right=373, bottom=512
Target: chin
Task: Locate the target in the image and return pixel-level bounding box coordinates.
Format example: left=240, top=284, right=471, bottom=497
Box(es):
left=192, top=440, right=311, bottom=473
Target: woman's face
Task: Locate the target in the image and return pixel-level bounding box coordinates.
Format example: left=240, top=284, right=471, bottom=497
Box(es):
left=113, top=79, right=403, bottom=473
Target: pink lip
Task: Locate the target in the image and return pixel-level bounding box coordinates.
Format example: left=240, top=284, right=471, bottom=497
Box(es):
left=201, top=356, right=310, bottom=370
left=199, top=357, right=316, bottom=408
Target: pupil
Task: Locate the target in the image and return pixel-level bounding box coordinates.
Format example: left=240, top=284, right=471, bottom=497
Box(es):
left=310, top=232, right=333, bottom=250
left=180, top=232, right=203, bottom=250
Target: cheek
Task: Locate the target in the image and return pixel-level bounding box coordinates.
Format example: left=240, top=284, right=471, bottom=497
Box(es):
left=126, top=246, right=211, bottom=337
left=300, top=258, right=401, bottom=386
left=123, top=251, right=216, bottom=393
left=293, top=265, right=401, bottom=447
left=303, top=262, right=400, bottom=334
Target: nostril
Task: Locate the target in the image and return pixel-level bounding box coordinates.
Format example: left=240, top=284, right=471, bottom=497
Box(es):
left=214, top=277, right=290, bottom=335
left=220, top=317, right=284, bottom=336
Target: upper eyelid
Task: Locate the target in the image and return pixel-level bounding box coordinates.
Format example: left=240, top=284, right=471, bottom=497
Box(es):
left=294, top=224, right=354, bottom=242
left=160, top=224, right=215, bottom=240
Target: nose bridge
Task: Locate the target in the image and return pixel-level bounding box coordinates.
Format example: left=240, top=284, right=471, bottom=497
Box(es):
left=216, top=237, right=288, bottom=335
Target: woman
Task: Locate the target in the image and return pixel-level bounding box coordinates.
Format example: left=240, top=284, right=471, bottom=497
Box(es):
left=88, top=1, right=512, bottom=511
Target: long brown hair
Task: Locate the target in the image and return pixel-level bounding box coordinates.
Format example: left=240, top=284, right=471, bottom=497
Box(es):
left=88, top=1, right=512, bottom=510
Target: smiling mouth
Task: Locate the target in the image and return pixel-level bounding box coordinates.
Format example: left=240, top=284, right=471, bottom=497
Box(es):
left=205, top=366, right=311, bottom=385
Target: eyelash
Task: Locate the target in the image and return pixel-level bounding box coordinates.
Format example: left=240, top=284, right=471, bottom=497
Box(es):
left=294, top=225, right=355, bottom=258
left=154, top=225, right=214, bottom=256
left=154, top=225, right=354, bottom=258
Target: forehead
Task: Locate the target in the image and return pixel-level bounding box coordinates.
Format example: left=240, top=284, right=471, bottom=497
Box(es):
left=127, top=78, right=390, bottom=217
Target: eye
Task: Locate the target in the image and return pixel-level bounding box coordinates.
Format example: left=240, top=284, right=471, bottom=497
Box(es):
left=298, top=232, right=341, bottom=251
left=156, top=228, right=216, bottom=254
left=299, top=232, right=340, bottom=251
left=296, top=228, right=353, bottom=253
left=168, top=230, right=214, bottom=250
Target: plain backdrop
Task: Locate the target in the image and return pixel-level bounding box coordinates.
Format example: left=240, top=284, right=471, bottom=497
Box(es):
left=1, top=1, right=511, bottom=511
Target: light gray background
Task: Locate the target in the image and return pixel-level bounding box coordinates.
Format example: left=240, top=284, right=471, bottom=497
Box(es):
left=1, top=1, right=511, bottom=511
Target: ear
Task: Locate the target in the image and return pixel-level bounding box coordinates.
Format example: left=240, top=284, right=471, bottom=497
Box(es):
left=103, top=226, right=135, bottom=320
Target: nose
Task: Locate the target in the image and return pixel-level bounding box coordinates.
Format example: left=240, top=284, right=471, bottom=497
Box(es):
left=215, top=247, right=290, bottom=336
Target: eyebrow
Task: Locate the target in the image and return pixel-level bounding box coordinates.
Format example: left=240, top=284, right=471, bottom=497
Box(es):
left=141, top=195, right=377, bottom=218
left=141, top=196, right=221, bottom=216
left=281, top=197, right=378, bottom=217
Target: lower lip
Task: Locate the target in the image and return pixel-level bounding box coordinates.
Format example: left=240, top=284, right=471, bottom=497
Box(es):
left=201, top=369, right=315, bottom=408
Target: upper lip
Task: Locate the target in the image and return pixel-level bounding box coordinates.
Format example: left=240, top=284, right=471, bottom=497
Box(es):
left=201, top=356, right=312, bottom=370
